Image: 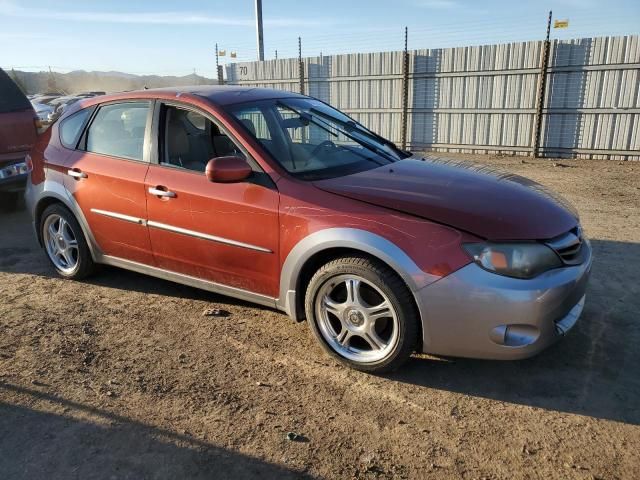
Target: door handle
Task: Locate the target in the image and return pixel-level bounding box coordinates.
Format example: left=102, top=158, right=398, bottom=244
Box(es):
left=148, top=186, right=176, bottom=198
left=67, top=169, right=87, bottom=179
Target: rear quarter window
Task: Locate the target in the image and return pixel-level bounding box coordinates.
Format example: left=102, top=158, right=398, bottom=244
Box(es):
left=60, top=109, right=91, bottom=149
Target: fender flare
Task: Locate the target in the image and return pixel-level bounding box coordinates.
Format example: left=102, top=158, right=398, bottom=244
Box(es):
left=277, top=228, right=438, bottom=323
left=28, top=177, right=102, bottom=261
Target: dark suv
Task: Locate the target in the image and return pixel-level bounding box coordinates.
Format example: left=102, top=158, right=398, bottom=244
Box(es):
left=0, top=68, right=37, bottom=210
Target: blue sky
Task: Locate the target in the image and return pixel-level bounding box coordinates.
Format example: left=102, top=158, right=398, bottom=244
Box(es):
left=1, top=0, right=638, bottom=77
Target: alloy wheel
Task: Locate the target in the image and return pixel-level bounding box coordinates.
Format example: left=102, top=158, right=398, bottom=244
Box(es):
left=314, top=274, right=400, bottom=363
left=43, top=214, right=79, bottom=274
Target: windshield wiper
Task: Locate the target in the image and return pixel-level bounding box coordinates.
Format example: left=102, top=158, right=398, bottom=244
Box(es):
left=301, top=109, right=397, bottom=163
left=308, top=107, right=402, bottom=154
left=277, top=101, right=388, bottom=166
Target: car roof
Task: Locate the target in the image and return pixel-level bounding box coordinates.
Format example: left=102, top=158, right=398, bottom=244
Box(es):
left=81, top=85, right=305, bottom=108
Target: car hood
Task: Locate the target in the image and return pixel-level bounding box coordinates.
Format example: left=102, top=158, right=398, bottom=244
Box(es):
left=313, top=156, right=579, bottom=240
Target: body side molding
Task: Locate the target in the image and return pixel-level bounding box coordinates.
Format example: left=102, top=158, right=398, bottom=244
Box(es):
left=147, top=220, right=272, bottom=253
left=91, top=208, right=146, bottom=225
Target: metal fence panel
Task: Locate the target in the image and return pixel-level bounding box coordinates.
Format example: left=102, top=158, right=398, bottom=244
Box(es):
left=226, top=35, right=640, bottom=160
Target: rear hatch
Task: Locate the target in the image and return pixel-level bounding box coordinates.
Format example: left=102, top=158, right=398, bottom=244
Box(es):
left=0, top=68, right=37, bottom=161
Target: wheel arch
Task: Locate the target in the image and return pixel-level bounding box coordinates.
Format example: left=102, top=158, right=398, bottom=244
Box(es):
left=34, top=196, right=64, bottom=245
left=32, top=190, right=100, bottom=261
left=278, top=228, right=436, bottom=347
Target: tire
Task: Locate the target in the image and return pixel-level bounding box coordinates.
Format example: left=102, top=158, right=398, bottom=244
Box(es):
left=0, top=192, right=20, bottom=212
left=40, top=203, right=96, bottom=279
left=305, top=255, right=419, bottom=373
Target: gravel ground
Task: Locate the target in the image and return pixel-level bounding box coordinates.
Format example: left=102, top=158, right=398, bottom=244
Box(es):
left=1, top=154, right=639, bottom=479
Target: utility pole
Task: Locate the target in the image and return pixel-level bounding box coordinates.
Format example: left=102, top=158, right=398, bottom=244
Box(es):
left=47, top=66, right=58, bottom=93
left=255, top=0, right=264, bottom=61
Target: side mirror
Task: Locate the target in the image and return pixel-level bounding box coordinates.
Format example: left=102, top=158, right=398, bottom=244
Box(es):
left=205, top=156, right=252, bottom=183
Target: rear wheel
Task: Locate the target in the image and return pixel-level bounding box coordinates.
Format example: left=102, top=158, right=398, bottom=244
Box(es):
left=305, top=255, right=419, bottom=373
left=40, top=204, right=96, bottom=279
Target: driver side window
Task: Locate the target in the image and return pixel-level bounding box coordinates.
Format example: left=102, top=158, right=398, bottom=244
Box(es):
left=160, top=105, right=245, bottom=172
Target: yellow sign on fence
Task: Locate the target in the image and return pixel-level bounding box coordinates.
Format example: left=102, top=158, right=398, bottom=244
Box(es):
left=554, top=19, right=569, bottom=29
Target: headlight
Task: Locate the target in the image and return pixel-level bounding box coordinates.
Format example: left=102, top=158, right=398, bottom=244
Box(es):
left=463, top=243, right=562, bottom=279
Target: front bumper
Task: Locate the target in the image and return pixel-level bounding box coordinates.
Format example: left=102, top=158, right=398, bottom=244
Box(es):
left=418, top=241, right=592, bottom=360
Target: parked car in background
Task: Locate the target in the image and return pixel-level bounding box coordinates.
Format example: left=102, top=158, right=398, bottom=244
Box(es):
left=0, top=68, right=37, bottom=210
left=30, top=93, right=64, bottom=105
left=47, top=96, right=83, bottom=122
left=32, top=101, right=55, bottom=122
left=26, top=86, right=592, bottom=372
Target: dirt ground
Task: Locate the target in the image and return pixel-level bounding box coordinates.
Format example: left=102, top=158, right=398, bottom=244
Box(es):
left=1, top=154, right=639, bottom=480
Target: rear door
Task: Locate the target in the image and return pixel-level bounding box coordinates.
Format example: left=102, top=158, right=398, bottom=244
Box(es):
left=64, top=100, right=155, bottom=265
left=144, top=102, right=280, bottom=297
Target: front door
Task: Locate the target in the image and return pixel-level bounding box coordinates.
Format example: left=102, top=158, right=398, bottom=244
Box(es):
left=144, top=102, right=279, bottom=297
left=64, top=101, right=154, bottom=265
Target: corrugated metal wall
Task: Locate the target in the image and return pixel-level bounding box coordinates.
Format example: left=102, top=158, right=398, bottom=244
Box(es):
left=226, top=35, right=640, bottom=160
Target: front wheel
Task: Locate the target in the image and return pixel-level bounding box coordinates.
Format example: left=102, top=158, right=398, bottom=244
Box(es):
left=305, top=256, right=419, bottom=373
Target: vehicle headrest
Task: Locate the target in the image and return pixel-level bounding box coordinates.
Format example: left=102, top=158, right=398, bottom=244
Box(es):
left=167, top=122, right=189, bottom=156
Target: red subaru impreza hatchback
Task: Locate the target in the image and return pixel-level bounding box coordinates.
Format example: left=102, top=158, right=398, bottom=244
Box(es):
left=26, top=86, right=591, bottom=372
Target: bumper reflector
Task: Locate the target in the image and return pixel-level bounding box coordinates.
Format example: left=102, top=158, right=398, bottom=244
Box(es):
left=489, top=324, right=540, bottom=347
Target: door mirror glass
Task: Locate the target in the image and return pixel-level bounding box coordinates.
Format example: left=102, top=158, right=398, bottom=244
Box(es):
left=205, top=156, right=252, bottom=183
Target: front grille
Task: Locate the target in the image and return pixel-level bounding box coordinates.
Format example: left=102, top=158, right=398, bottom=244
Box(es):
left=545, top=226, right=585, bottom=265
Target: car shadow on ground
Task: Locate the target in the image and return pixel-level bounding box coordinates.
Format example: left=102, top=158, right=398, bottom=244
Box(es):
left=389, top=238, right=640, bottom=426
left=2, top=206, right=639, bottom=426
left=0, top=383, right=312, bottom=479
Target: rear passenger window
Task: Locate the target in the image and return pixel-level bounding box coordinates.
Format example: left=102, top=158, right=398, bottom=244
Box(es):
left=60, top=108, right=90, bottom=149
left=86, top=102, right=149, bottom=161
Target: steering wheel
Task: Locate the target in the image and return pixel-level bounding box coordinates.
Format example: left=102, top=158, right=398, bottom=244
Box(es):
left=310, top=140, right=337, bottom=157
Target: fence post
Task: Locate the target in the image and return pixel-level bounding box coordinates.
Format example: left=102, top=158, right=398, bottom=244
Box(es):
left=401, top=27, right=409, bottom=151
left=217, top=66, right=224, bottom=85
left=533, top=11, right=552, bottom=158
left=298, top=36, right=305, bottom=95
left=215, top=43, right=224, bottom=85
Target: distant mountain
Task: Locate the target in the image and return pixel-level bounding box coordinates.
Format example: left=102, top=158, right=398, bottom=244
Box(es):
left=9, top=69, right=219, bottom=95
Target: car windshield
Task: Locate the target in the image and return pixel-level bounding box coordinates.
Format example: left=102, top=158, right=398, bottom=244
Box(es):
left=225, top=98, right=406, bottom=180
